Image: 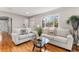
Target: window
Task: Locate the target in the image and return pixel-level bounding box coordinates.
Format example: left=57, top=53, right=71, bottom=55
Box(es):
left=42, top=16, right=58, bottom=27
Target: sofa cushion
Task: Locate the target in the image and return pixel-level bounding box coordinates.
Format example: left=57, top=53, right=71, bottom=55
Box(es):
left=19, top=34, right=28, bottom=40
left=26, top=28, right=32, bottom=33
left=20, top=29, right=28, bottom=35
left=13, top=28, right=32, bottom=35
left=54, top=36, right=67, bottom=43
left=43, top=27, right=56, bottom=35
left=28, top=33, right=36, bottom=38
left=14, top=28, right=21, bottom=34
left=56, top=28, right=70, bottom=38
left=43, top=27, right=49, bottom=34
left=14, top=28, right=27, bottom=35
left=42, top=34, right=54, bottom=40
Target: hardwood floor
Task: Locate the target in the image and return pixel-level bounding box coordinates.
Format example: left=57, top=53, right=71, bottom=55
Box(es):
left=0, top=32, right=79, bottom=52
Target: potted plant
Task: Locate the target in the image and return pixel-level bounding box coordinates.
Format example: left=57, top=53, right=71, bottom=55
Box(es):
left=67, top=15, right=79, bottom=31
left=67, top=15, right=79, bottom=49
left=36, top=25, right=43, bottom=40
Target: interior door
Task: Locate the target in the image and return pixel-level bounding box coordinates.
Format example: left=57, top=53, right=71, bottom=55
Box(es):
left=0, top=20, right=8, bottom=32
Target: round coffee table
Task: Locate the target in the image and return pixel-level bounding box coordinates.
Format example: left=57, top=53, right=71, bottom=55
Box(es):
left=32, top=37, right=49, bottom=52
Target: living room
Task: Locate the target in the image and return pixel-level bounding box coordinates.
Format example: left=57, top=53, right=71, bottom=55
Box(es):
left=0, top=7, right=79, bottom=52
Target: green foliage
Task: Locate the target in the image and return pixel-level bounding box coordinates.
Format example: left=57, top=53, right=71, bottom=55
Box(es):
left=67, top=15, right=79, bottom=30
left=36, top=26, right=43, bottom=37
left=67, top=15, right=79, bottom=24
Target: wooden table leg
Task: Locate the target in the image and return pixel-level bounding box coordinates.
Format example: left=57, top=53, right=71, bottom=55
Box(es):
left=40, top=48, right=41, bottom=52
left=44, top=45, right=46, bottom=52
left=32, top=45, right=35, bottom=51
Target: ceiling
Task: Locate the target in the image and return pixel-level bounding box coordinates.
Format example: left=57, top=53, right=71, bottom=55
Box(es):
left=0, top=7, right=59, bottom=17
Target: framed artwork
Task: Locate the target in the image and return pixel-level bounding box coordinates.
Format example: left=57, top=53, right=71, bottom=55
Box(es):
left=42, top=15, right=59, bottom=27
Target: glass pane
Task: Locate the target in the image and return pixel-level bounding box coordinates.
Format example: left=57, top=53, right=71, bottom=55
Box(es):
left=42, top=16, right=58, bottom=27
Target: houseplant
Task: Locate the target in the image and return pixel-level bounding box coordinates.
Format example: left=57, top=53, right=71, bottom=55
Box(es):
left=36, top=25, right=43, bottom=39
left=67, top=15, right=79, bottom=49
left=67, top=15, right=79, bottom=31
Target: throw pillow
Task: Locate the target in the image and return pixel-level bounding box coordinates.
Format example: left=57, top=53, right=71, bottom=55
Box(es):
left=20, top=29, right=27, bottom=35
left=56, top=28, right=70, bottom=38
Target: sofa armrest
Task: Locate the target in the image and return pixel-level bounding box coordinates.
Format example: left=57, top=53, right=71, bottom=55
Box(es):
left=11, top=33, right=20, bottom=44
left=67, top=34, right=73, bottom=39
left=66, top=34, right=74, bottom=50
left=12, top=33, right=19, bottom=39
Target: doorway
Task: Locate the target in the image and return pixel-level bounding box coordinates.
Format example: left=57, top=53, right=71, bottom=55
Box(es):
left=0, top=16, right=12, bottom=33
left=0, top=16, right=12, bottom=47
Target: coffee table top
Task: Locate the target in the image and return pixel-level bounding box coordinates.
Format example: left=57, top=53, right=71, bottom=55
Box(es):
left=41, top=37, right=49, bottom=44
left=33, top=37, right=49, bottom=47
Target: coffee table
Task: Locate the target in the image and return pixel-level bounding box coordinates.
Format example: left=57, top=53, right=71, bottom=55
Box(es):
left=32, top=37, right=49, bottom=52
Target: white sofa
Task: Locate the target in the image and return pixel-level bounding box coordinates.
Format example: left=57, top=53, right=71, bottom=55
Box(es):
left=42, top=27, right=74, bottom=50
left=12, top=28, right=36, bottom=45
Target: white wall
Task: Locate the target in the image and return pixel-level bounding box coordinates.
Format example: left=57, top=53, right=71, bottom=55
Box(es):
left=0, top=12, right=28, bottom=32
left=29, top=15, right=42, bottom=30
left=24, top=18, right=29, bottom=27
